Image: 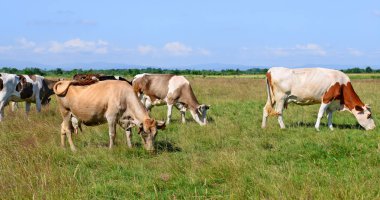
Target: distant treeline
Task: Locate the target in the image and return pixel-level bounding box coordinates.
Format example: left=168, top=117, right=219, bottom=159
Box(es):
left=0, top=66, right=378, bottom=77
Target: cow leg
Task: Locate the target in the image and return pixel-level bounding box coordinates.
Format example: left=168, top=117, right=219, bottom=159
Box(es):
left=125, top=128, right=132, bottom=148
left=315, top=103, right=330, bottom=131
left=145, top=97, right=153, bottom=113
left=35, top=94, right=42, bottom=112
left=107, top=119, right=117, bottom=148
left=275, top=97, right=286, bottom=129
left=327, top=109, right=334, bottom=131
left=61, top=120, right=76, bottom=151
left=25, top=102, right=31, bottom=114
left=59, top=108, right=76, bottom=151
left=0, top=102, right=5, bottom=121
left=262, top=101, right=273, bottom=128
left=11, top=102, right=18, bottom=112
left=166, top=103, right=173, bottom=124
left=175, top=103, right=186, bottom=124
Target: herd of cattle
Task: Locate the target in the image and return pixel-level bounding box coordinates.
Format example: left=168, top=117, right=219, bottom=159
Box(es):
left=0, top=67, right=376, bottom=151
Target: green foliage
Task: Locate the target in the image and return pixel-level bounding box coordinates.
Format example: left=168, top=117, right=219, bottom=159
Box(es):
left=1, top=66, right=379, bottom=77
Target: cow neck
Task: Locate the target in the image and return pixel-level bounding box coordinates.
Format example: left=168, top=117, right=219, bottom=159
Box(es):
left=342, top=82, right=365, bottom=110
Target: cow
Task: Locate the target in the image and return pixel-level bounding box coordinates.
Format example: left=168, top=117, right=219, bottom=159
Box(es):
left=73, top=73, right=131, bottom=84
left=0, top=73, right=29, bottom=121
left=262, top=67, right=375, bottom=131
left=11, top=75, right=58, bottom=113
left=53, top=79, right=165, bottom=152
left=70, top=74, right=132, bottom=134
left=132, top=73, right=210, bottom=126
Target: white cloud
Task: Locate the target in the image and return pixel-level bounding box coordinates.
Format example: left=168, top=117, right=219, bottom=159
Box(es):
left=137, top=45, right=156, bottom=55
left=374, top=10, right=380, bottom=16
left=347, top=48, right=363, bottom=56
left=136, top=42, right=209, bottom=57
left=163, top=42, right=192, bottom=56
left=0, top=45, right=12, bottom=53
left=295, top=43, right=326, bottom=56
left=17, top=38, right=36, bottom=49
left=266, top=43, right=327, bottom=57
left=198, top=48, right=211, bottom=56
left=48, top=38, right=109, bottom=54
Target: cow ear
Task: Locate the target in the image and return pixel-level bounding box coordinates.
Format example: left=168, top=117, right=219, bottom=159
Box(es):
left=156, top=120, right=166, bottom=130
left=18, top=75, right=26, bottom=84
left=16, top=75, right=26, bottom=92
left=355, top=105, right=364, bottom=112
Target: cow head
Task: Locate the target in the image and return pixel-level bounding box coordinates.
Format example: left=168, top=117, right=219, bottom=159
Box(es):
left=351, top=104, right=375, bottom=130
left=14, top=75, right=33, bottom=99
left=191, top=104, right=210, bottom=126
left=139, top=118, right=165, bottom=151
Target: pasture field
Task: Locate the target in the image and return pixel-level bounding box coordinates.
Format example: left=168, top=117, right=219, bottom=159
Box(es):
left=0, top=76, right=380, bottom=199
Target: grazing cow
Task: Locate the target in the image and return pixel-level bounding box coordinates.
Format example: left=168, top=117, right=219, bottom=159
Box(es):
left=73, top=73, right=131, bottom=84
left=262, top=67, right=375, bottom=131
left=11, top=75, right=58, bottom=113
left=132, top=74, right=210, bottom=126
left=0, top=73, right=29, bottom=121
left=54, top=79, right=165, bottom=151
left=71, top=74, right=132, bottom=134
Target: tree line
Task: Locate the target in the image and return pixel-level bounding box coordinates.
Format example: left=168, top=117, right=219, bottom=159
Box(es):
left=0, top=66, right=378, bottom=77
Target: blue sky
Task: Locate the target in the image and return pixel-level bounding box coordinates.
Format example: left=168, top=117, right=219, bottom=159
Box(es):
left=0, top=0, right=379, bottom=69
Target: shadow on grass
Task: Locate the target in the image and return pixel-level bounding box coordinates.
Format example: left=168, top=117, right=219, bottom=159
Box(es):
left=289, top=121, right=363, bottom=130
left=155, top=140, right=182, bottom=153
left=128, top=140, right=181, bottom=154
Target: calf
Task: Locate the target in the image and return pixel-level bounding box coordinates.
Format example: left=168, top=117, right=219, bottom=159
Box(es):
left=262, top=67, right=375, bottom=131
left=132, top=74, right=210, bottom=126
left=11, top=75, right=58, bottom=113
left=54, top=79, right=165, bottom=151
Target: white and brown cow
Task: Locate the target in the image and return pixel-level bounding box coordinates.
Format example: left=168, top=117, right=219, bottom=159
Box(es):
left=54, top=79, right=165, bottom=151
left=11, top=75, right=58, bottom=113
left=132, top=73, right=210, bottom=126
left=0, top=73, right=29, bottom=121
left=262, top=67, right=375, bottom=131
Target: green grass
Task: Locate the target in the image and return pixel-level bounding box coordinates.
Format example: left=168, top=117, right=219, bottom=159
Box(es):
left=0, top=77, right=379, bottom=199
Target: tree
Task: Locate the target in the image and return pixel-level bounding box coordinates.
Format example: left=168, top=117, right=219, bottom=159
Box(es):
left=365, top=66, right=373, bottom=73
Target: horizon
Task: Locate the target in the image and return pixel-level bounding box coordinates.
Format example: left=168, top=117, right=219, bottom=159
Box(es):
left=1, top=1, right=379, bottom=69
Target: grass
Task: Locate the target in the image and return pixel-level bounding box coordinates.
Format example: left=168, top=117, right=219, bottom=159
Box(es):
left=0, top=77, right=379, bottom=199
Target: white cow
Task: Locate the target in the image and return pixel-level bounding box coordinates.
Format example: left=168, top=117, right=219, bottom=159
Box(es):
left=262, top=67, right=375, bottom=131
left=0, top=73, right=29, bottom=121
left=11, top=75, right=57, bottom=114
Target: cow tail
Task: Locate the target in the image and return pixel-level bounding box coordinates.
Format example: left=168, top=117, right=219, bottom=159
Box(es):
left=53, top=81, right=72, bottom=96
left=265, top=76, right=277, bottom=116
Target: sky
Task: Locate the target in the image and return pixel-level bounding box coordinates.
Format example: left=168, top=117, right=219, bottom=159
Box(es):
left=0, top=0, right=379, bottom=69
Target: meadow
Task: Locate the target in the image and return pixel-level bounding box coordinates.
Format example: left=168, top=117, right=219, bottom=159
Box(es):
left=0, top=76, right=380, bottom=199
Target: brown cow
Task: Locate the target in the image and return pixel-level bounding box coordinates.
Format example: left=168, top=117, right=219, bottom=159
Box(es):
left=132, top=73, right=210, bottom=126
left=73, top=73, right=131, bottom=84
left=54, top=80, right=165, bottom=151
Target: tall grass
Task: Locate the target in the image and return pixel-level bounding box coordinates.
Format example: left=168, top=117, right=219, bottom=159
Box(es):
left=0, top=77, right=379, bottom=199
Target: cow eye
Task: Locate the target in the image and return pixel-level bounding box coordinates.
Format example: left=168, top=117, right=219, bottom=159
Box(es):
left=367, top=114, right=372, bottom=119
